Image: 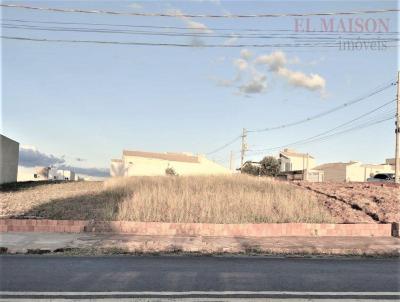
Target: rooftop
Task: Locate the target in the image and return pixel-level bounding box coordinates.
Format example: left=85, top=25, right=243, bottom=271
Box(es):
left=122, top=150, right=200, bottom=163
left=279, top=148, right=314, bottom=159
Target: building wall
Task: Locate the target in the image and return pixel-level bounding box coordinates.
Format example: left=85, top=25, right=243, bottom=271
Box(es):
left=112, top=155, right=231, bottom=177
left=346, top=164, right=394, bottom=182
left=17, top=166, right=48, bottom=182
left=0, top=135, right=19, bottom=184
left=317, top=162, right=394, bottom=182
left=316, top=165, right=347, bottom=182
left=48, top=169, right=76, bottom=181
left=280, top=155, right=316, bottom=172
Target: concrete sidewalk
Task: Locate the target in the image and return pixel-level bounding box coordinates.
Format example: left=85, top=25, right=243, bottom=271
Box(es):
left=0, top=232, right=399, bottom=256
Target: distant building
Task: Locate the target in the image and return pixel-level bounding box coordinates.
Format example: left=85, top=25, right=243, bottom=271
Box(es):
left=18, top=166, right=76, bottom=181
left=278, top=149, right=323, bottom=182
left=111, top=150, right=232, bottom=177
left=48, top=168, right=76, bottom=181
left=17, top=166, right=50, bottom=182
left=0, top=135, right=19, bottom=184
left=385, top=158, right=395, bottom=166
left=279, top=149, right=317, bottom=172
left=314, top=161, right=394, bottom=182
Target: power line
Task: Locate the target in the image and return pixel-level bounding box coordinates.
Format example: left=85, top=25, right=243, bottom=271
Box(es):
left=1, top=4, right=399, bottom=18
left=205, top=81, right=396, bottom=156
left=247, top=111, right=396, bottom=155
left=248, top=99, right=396, bottom=153
left=247, top=80, right=397, bottom=133
left=3, top=18, right=399, bottom=35
left=3, top=23, right=399, bottom=42
left=248, top=115, right=395, bottom=155
left=206, top=136, right=242, bottom=156
left=7, top=35, right=393, bottom=48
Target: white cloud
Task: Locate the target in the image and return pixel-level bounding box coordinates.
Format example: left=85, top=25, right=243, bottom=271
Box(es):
left=240, top=49, right=253, bottom=60
left=128, top=3, right=143, bottom=10
left=233, top=58, right=248, bottom=71
left=168, top=9, right=212, bottom=34
left=277, top=68, right=326, bottom=91
left=239, top=73, right=267, bottom=94
left=255, top=51, right=326, bottom=93
left=255, top=51, right=287, bottom=71
left=215, top=50, right=326, bottom=96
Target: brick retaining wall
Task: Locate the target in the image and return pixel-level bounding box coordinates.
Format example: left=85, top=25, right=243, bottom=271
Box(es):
left=0, top=219, right=396, bottom=237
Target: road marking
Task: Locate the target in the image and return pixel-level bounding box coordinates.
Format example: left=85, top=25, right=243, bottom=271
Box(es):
left=0, top=291, right=399, bottom=296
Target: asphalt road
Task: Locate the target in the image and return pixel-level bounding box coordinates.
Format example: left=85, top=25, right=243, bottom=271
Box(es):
left=0, top=255, right=399, bottom=299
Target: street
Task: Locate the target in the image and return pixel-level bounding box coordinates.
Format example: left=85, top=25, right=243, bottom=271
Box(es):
left=0, top=255, right=399, bottom=299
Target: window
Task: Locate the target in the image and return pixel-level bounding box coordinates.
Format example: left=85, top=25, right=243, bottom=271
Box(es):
left=34, top=174, right=37, bottom=178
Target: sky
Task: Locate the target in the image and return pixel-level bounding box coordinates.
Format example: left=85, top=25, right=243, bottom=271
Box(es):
left=1, top=0, right=399, bottom=176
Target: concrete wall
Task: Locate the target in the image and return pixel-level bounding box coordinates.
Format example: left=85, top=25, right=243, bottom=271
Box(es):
left=0, top=219, right=393, bottom=237
left=0, top=135, right=19, bottom=184
left=112, top=155, right=231, bottom=177
left=315, top=165, right=346, bottom=182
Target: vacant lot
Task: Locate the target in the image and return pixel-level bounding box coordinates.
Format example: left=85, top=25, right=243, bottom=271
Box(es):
left=0, top=175, right=332, bottom=223
left=298, top=182, right=399, bottom=223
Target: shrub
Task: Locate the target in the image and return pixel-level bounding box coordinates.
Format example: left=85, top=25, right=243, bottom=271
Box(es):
left=165, top=167, right=177, bottom=176
left=241, top=162, right=260, bottom=176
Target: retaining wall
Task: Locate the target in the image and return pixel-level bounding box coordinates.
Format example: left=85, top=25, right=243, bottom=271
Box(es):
left=0, top=219, right=397, bottom=237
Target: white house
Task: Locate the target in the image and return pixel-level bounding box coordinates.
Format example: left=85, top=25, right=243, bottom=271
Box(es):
left=315, top=161, right=394, bottom=182
left=278, top=149, right=323, bottom=182
left=111, top=150, right=232, bottom=177
left=0, top=135, right=19, bottom=184
left=279, top=148, right=317, bottom=172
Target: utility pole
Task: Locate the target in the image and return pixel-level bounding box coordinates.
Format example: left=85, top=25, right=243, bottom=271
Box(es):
left=395, top=71, right=400, bottom=184
left=240, top=128, right=248, bottom=170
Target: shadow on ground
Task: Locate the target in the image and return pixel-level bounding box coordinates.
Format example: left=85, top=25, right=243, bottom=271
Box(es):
left=0, top=181, right=68, bottom=193
left=19, top=190, right=125, bottom=221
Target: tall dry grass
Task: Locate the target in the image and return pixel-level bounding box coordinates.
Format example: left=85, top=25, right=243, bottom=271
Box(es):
left=104, top=175, right=333, bottom=223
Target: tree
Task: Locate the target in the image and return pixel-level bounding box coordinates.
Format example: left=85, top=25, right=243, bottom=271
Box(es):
left=241, top=162, right=260, bottom=176
left=259, top=156, right=280, bottom=177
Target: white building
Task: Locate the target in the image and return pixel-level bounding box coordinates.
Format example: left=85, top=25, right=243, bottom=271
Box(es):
left=17, top=166, right=49, bottom=181
left=48, top=168, right=76, bottom=181
left=315, top=161, right=394, bottom=182
left=0, top=135, right=19, bottom=184
left=111, top=150, right=232, bottom=177
left=18, top=166, right=76, bottom=181
left=279, top=149, right=317, bottom=172
left=278, top=149, right=323, bottom=182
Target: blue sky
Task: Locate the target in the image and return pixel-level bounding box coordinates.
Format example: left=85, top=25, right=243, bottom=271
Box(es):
left=1, top=1, right=398, bottom=174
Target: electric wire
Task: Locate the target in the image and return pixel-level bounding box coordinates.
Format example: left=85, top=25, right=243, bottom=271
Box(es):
left=3, top=18, right=399, bottom=35
left=1, top=4, right=399, bottom=18
left=247, top=80, right=396, bottom=133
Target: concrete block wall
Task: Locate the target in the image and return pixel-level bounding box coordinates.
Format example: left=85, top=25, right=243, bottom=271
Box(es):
left=0, top=219, right=395, bottom=237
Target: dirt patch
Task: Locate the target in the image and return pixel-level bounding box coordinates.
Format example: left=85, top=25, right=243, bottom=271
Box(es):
left=298, top=182, right=400, bottom=223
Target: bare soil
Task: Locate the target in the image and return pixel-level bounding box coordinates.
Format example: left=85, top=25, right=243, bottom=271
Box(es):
left=297, top=182, right=399, bottom=223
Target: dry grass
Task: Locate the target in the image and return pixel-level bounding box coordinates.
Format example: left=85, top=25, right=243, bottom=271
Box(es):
left=105, top=175, right=333, bottom=223
left=1, top=175, right=333, bottom=223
